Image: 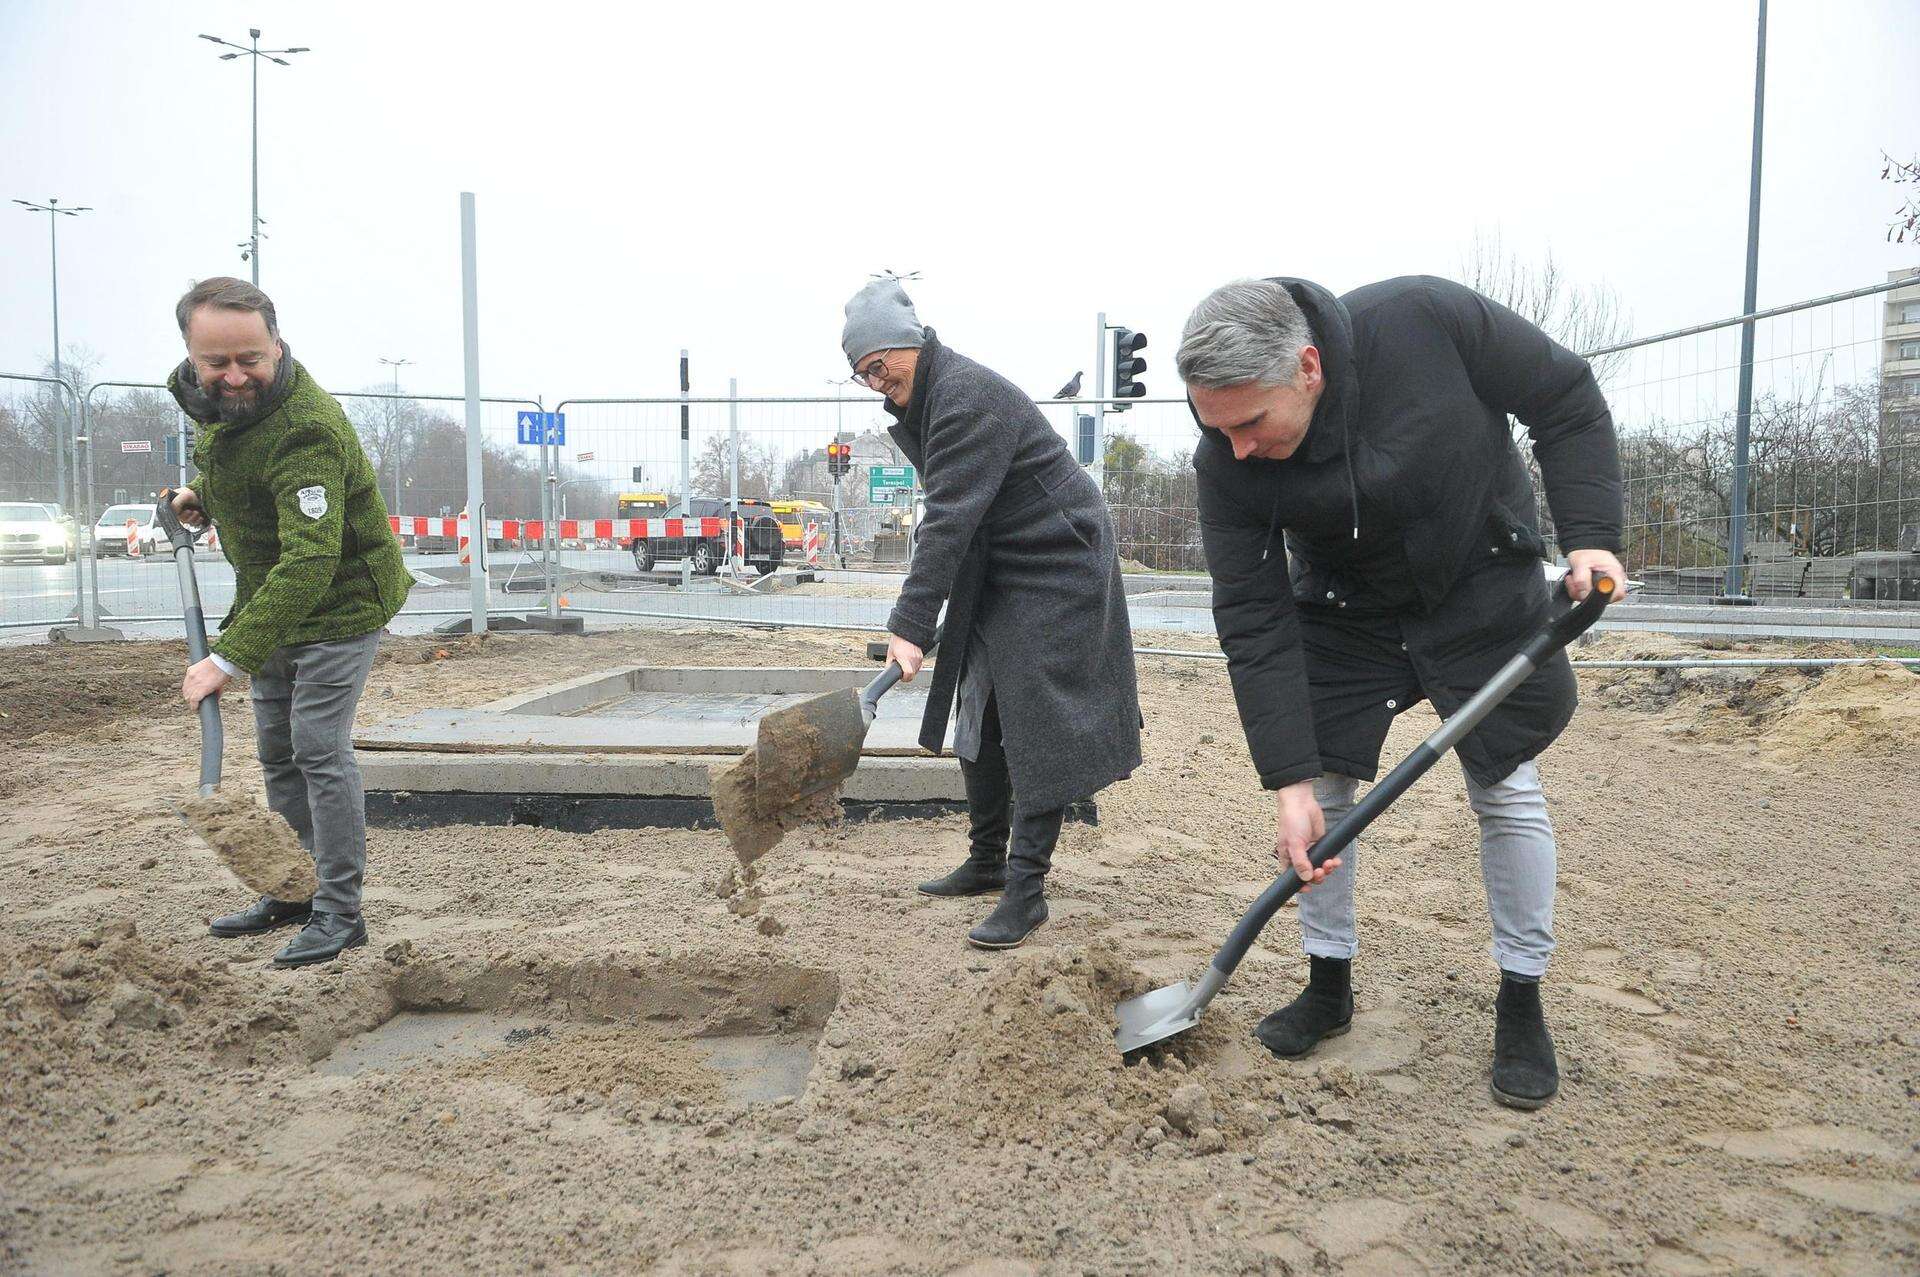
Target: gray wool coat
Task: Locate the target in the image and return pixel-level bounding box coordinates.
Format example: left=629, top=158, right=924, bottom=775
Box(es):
left=884, top=332, right=1142, bottom=817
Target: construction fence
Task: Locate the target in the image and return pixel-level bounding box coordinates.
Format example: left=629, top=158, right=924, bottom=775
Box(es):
left=3, top=274, right=1917, bottom=641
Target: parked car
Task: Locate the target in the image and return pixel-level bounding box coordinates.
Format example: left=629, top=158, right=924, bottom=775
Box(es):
left=624, top=496, right=785, bottom=575
left=93, top=503, right=163, bottom=558
left=0, top=501, right=75, bottom=565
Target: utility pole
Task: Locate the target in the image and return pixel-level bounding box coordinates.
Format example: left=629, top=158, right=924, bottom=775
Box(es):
left=1723, top=0, right=1767, bottom=604
left=12, top=197, right=91, bottom=513
left=199, top=29, right=309, bottom=284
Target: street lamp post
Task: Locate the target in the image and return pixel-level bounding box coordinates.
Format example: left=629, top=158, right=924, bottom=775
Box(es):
left=12, top=197, right=91, bottom=513
left=199, top=29, right=308, bottom=286
left=377, top=356, right=412, bottom=515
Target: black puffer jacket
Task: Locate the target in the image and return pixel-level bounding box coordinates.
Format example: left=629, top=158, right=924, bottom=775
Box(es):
left=1196, top=276, right=1622, bottom=789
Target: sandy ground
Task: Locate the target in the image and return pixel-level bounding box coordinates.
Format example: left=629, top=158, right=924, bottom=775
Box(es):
left=2, top=626, right=1917, bottom=1275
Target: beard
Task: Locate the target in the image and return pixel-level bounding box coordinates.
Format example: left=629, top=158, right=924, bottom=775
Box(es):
left=212, top=381, right=265, bottom=423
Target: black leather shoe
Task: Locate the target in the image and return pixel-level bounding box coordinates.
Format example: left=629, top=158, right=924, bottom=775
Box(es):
left=1491, top=972, right=1559, bottom=1109
left=1254, top=956, right=1354, bottom=1058
left=966, top=807, right=1062, bottom=950
left=272, top=910, right=368, bottom=968
left=209, top=895, right=313, bottom=938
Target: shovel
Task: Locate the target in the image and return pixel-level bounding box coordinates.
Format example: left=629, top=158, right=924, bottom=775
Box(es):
left=748, top=624, right=943, bottom=816
left=155, top=489, right=316, bottom=902
left=154, top=489, right=223, bottom=798
left=1115, top=574, right=1617, bottom=1054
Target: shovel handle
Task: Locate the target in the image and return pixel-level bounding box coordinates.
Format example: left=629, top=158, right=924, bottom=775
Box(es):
left=1208, top=575, right=1615, bottom=979
left=159, top=487, right=225, bottom=792
left=858, top=623, right=945, bottom=721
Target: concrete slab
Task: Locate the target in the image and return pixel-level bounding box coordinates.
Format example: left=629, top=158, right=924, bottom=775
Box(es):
left=350, top=662, right=1080, bottom=832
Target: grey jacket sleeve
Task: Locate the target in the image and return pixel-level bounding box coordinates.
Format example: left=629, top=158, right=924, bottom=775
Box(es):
left=1198, top=459, right=1322, bottom=790
left=886, top=395, right=1015, bottom=650
left=1423, top=279, right=1624, bottom=553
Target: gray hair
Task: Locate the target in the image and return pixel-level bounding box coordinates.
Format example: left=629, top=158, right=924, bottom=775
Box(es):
left=1176, top=279, right=1313, bottom=389
left=176, top=276, right=280, bottom=341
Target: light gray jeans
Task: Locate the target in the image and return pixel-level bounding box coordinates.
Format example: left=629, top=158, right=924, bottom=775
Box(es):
left=249, top=630, right=382, bottom=916
left=1298, top=759, right=1557, bottom=978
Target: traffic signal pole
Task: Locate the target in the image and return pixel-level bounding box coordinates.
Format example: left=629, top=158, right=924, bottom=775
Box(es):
left=1092, top=311, right=1107, bottom=492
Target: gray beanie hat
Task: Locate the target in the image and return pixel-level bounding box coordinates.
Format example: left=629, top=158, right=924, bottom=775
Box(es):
left=841, top=279, right=926, bottom=367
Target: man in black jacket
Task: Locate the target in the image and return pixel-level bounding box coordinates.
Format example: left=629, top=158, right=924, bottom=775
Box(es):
left=1179, top=276, right=1626, bottom=1110
left=841, top=279, right=1142, bottom=950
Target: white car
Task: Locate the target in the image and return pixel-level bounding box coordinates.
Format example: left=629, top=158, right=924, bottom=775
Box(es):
left=0, top=501, right=75, bottom=565
left=93, top=503, right=165, bottom=558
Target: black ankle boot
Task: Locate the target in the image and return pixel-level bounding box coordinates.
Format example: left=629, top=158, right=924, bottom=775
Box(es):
left=918, top=853, right=1006, bottom=897
left=966, top=807, right=1062, bottom=950
left=1491, top=972, right=1559, bottom=1109
left=1253, top=956, right=1354, bottom=1058
left=924, top=751, right=1012, bottom=897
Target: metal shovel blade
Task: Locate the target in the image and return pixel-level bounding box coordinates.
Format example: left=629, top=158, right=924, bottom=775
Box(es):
left=750, top=686, right=867, bottom=816
left=1114, top=979, right=1205, bottom=1053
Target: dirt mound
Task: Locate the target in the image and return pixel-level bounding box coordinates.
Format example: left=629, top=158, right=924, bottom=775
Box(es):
left=180, top=788, right=316, bottom=900
left=446, top=1024, right=724, bottom=1103
left=1593, top=655, right=1920, bottom=755
left=375, top=632, right=508, bottom=666
left=0, top=922, right=243, bottom=1107
left=0, top=638, right=192, bottom=745
left=858, top=943, right=1264, bottom=1150
left=1760, top=663, right=1920, bottom=753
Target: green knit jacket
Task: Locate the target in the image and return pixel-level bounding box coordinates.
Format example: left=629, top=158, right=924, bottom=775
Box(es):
left=168, top=360, right=412, bottom=673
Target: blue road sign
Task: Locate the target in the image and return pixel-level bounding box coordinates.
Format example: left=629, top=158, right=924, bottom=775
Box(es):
left=515, top=411, right=566, bottom=446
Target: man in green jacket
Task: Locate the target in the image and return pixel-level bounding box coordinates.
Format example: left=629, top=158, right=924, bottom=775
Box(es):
left=167, top=277, right=413, bottom=967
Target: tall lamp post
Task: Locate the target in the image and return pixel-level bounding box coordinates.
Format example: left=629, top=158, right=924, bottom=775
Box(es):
left=377, top=356, right=412, bottom=515
left=198, top=29, right=308, bottom=285
left=12, top=197, right=91, bottom=513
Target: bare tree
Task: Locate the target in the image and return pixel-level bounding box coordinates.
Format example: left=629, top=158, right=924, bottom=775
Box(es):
left=692, top=434, right=780, bottom=499
left=1459, top=228, right=1632, bottom=378
left=1882, top=152, right=1920, bottom=244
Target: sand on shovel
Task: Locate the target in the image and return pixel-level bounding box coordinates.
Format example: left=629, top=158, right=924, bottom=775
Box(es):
left=178, top=789, right=316, bottom=902
left=709, top=750, right=842, bottom=931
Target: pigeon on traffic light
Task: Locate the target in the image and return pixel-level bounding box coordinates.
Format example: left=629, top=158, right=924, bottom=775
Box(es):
left=1053, top=371, right=1084, bottom=399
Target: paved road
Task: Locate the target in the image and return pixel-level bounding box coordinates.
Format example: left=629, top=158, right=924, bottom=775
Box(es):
left=8, top=549, right=1913, bottom=647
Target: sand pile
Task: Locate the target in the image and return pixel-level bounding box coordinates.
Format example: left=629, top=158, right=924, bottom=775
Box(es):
left=446, top=1024, right=724, bottom=1103
left=1760, top=662, right=1920, bottom=754
left=180, top=789, right=316, bottom=900
left=859, top=943, right=1262, bottom=1150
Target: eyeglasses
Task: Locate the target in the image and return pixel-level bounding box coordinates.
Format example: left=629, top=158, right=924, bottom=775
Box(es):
left=849, top=356, right=888, bottom=389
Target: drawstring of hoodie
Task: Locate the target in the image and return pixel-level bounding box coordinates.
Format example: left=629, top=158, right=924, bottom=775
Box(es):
left=1258, top=437, right=1360, bottom=563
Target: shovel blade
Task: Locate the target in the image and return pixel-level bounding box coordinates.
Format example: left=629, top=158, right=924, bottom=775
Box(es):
left=751, top=687, right=867, bottom=816
left=1114, top=979, right=1205, bottom=1053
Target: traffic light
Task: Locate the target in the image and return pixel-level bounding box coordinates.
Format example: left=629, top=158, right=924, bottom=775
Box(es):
left=164, top=425, right=196, bottom=467
left=826, top=441, right=852, bottom=477
left=1110, top=328, right=1147, bottom=409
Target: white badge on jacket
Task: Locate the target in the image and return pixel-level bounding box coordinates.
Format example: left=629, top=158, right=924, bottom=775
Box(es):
left=298, top=486, right=328, bottom=519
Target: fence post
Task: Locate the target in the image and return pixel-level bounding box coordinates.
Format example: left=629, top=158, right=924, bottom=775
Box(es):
left=458, top=192, right=488, bottom=635
left=679, top=351, right=692, bottom=589
left=48, top=385, right=123, bottom=642
left=728, top=377, right=742, bottom=574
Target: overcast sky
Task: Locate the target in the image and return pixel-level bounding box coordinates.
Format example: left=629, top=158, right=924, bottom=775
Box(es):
left=4, top=0, right=1917, bottom=418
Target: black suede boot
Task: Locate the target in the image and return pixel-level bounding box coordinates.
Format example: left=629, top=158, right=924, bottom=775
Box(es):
left=1253, top=956, right=1354, bottom=1058
left=966, top=806, right=1062, bottom=950
left=1491, top=972, right=1559, bottom=1109
left=919, top=753, right=1010, bottom=897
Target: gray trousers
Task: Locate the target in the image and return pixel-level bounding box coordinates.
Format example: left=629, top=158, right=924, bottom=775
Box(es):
left=1298, top=759, right=1557, bottom=977
left=249, top=630, right=382, bottom=915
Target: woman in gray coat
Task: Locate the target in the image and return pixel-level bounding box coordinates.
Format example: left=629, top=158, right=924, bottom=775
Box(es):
left=842, top=280, right=1142, bottom=949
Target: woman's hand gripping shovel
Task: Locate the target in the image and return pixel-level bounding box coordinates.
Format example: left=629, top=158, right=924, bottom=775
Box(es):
left=155, top=489, right=316, bottom=902
left=1114, top=575, right=1617, bottom=1054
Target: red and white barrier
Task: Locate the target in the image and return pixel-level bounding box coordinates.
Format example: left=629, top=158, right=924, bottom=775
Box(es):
left=125, top=517, right=142, bottom=558
left=388, top=515, right=729, bottom=542
left=803, top=520, right=821, bottom=567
